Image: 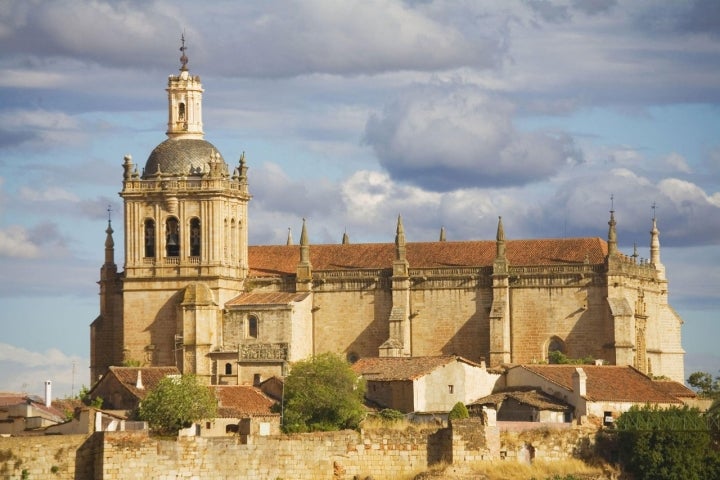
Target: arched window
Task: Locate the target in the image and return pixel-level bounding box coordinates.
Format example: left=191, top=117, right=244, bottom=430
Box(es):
left=248, top=315, right=258, bottom=339
left=144, top=219, right=155, bottom=257
left=166, top=217, right=179, bottom=257
left=224, top=363, right=232, bottom=375
left=547, top=336, right=566, bottom=364
left=178, top=102, right=186, bottom=121
left=190, top=218, right=201, bottom=257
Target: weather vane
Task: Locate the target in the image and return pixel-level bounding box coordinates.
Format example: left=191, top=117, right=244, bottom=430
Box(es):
left=651, top=201, right=656, bottom=221
left=610, top=193, right=614, bottom=212
left=107, top=204, right=112, bottom=223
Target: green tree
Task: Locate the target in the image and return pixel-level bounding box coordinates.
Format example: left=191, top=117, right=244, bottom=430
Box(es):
left=448, top=401, right=469, bottom=420
left=548, top=350, right=594, bottom=365
left=616, top=404, right=715, bottom=480
left=137, top=374, right=217, bottom=435
left=280, top=353, right=366, bottom=433
left=687, top=371, right=720, bottom=398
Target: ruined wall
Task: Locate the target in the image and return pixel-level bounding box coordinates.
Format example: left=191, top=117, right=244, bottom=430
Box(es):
left=0, top=421, right=601, bottom=479
left=499, top=424, right=597, bottom=463
left=0, top=434, right=93, bottom=480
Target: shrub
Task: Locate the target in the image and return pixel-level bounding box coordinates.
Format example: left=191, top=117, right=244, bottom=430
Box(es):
left=448, top=401, right=469, bottom=420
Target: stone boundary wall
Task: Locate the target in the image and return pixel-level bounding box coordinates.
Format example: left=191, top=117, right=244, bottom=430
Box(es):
left=0, top=421, right=597, bottom=479
left=0, top=434, right=91, bottom=480
left=500, top=424, right=597, bottom=464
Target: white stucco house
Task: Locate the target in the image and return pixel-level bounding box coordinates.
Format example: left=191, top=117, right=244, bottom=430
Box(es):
left=352, top=355, right=501, bottom=413
left=505, top=364, right=693, bottom=422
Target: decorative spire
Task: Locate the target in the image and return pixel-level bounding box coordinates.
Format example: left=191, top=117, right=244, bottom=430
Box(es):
left=650, top=203, right=661, bottom=266
left=607, top=195, right=617, bottom=256
left=104, top=205, right=115, bottom=265
left=395, top=215, right=406, bottom=261
left=179, top=33, right=189, bottom=71
left=495, top=216, right=506, bottom=259
left=299, top=218, right=310, bottom=264
left=286, top=227, right=293, bottom=246
left=342, top=230, right=349, bottom=245
left=296, top=218, right=312, bottom=290
left=439, top=226, right=446, bottom=242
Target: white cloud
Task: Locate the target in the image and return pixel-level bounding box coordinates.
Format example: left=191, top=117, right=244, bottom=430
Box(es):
left=664, top=152, right=693, bottom=174
left=364, top=86, right=581, bottom=191
left=0, top=226, right=41, bottom=258
left=0, top=343, right=88, bottom=398
left=18, top=186, right=79, bottom=203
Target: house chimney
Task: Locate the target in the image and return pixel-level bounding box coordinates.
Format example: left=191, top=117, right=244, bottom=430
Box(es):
left=136, top=370, right=144, bottom=390
left=572, top=368, right=587, bottom=397
left=44, top=380, right=52, bottom=407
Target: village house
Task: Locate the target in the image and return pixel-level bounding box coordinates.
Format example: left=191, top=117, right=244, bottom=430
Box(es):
left=0, top=388, right=66, bottom=436
left=504, top=364, right=695, bottom=423
left=469, top=388, right=573, bottom=424
left=351, top=355, right=500, bottom=414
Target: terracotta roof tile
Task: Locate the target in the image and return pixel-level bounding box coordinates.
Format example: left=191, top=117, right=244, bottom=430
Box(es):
left=102, top=366, right=180, bottom=400
left=211, top=385, right=276, bottom=417
left=0, top=393, right=28, bottom=407
left=518, top=365, right=682, bottom=404
left=248, top=238, right=607, bottom=277
left=472, top=389, right=571, bottom=411
left=226, top=292, right=310, bottom=306
left=652, top=380, right=697, bottom=399
left=352, top=355, right=477, bottom=381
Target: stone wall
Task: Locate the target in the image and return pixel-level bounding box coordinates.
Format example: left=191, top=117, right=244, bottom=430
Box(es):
left=0, top=420, right=512, bottom=480
left=0, top=434, right=92, bottom=480
left=499, top=423, right=597, bottom=464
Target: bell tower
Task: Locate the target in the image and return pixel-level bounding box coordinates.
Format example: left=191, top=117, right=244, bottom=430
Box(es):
left=115, top=37, right=251, bottom=371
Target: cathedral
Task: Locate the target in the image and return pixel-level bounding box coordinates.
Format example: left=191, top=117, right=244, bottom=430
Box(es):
left=90, top=46, right=685, bottom=387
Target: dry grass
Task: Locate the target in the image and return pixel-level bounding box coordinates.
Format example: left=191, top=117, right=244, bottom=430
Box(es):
left=470, top=458, right=604, bottom=480
left=360, top=416, right=419, bottom=432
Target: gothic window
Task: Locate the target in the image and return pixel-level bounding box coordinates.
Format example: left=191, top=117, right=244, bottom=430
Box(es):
left=248, top=315, right=258, bottom=339
left=166, top=217, right=180, bottom=257
left=144, top=219, right=155, bottom=257
left=547, top=336, right=566, bottom=363
left=224, top=363, right=232, bottom=375
left=190, top=218, right=201, bottom=257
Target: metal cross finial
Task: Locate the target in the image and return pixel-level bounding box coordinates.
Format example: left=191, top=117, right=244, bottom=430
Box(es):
left=651, top=201, right=656, bottom=221
left=610, top=194, right=614, bottom=212
left=107, top=204, right=112, bottom=223
left=179, top=33, right=188, bottom=71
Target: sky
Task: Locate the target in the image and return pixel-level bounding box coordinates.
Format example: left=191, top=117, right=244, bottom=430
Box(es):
left=0, top=0, right=718, bottom=398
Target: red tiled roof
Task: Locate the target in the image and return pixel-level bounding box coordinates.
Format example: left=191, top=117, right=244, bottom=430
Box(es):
left=248, top=238, right=607, bottom=277
left=0, top=393, right=27, bottom=407
left=652, top=380, right=697, bottom=399
left=518, top=365, right=682, bottom=404
left=101, top=366, right=180, bottom=400
left=211, top=385, right=276, bottom=417
left=226, top=292, right=310, bottom=306
left=351, top=355, right=478, bottom=381
left=472, top=389, right=571, bottom=411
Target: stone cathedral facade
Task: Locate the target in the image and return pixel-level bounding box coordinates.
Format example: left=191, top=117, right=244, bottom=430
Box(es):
left=90, top=52, right=685, bottom=387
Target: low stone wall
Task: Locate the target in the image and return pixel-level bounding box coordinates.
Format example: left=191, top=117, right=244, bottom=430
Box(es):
left=0, top=420, right=595, bottom=479
left=99, top=428, right=445, bottom=480
left=500, top=423, right=597, bottom=463
left=0, top=434, right=91, bottom=479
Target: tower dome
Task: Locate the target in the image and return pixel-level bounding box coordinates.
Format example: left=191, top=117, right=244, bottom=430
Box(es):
left=144, top=138, right=225, bottom=177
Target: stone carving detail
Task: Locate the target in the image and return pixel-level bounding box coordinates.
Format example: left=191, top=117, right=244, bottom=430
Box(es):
left=240, top=343, right=288, bottom=361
